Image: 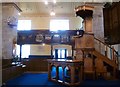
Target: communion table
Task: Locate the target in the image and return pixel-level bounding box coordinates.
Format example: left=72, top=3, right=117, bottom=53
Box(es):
left=47, top=59, right=83, bottom=86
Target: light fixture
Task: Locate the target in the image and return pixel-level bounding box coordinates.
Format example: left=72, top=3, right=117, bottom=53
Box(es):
left=45, top=1, right=48, bottom=5
left=50, top=4, right=56, bottom=16
left=43, top=1, right=56, bottom=16
left=53, top=0, right=56, bottom=4
left=50, top=10, right=55, bottom=16
left=42, top=43, right=45, bottom=46
left=18, top=12, right=21, bottom=15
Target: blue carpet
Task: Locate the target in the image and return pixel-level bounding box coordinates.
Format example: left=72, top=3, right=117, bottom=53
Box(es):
left=3, top=71, right=120, bottom=87
left=80, top=80, right=120, bottom=87
left=3, top=73, right=67, bottom=87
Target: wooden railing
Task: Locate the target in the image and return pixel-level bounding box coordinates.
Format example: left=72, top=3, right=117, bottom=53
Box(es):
left=94, top=37, right=119, bottom=67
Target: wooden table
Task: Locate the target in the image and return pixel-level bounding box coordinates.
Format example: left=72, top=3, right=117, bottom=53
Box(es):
left=47, top=59, right=83, bottom=86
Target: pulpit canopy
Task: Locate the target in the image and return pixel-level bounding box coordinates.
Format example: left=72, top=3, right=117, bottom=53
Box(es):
left=75, top=5, right=94, bottom=19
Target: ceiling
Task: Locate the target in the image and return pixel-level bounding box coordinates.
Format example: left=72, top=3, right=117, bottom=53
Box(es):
left=17, top=2, right=105, bottom=17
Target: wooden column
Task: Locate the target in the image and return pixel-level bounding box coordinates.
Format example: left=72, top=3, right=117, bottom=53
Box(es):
left=56, top=66, right=59, bottom=80
left=51, top=45, right=53, bottom=58
left=62, top=67, right=65, bottom=82
left=72, top=46, right=74, bottom=58
left=19, top=45, right=22, bottom=61
left=84, top=17, right=93, bottom=33
left=48, top=63, right=51, bottom=80
left=70, top=65, right=75, bottom=84
left=80, top=65, right=83, bottom=82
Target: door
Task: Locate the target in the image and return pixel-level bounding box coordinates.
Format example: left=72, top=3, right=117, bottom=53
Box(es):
left=54, top=49, right=67, bottom=59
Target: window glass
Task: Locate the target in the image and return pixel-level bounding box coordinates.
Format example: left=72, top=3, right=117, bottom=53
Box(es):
left=54, top=49, right=67, bottom=58
left=16, top=45, right=30, bottom=58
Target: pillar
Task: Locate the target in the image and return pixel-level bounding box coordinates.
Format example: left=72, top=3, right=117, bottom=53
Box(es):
left=2, top=3, right=21, bottom=60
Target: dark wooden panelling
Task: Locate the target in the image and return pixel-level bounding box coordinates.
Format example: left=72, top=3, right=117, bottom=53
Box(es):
left=103, top=8, right=110, bottom=38
left=2, top=66, right=24, bottom=83
left=103, top=2, right=120, bottom=45
left=2, top=59, right=12, bottom=68
left=17, top=30, right=84, bottom=45
left=118, top=3, right=120, bottom=37
left=23, top=58, right=48, bottom=72
left=2, top=59, right=24, bottom=83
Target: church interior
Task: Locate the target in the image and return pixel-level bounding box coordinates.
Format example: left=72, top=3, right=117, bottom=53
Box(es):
left=1, top=0, right=120, bottom=87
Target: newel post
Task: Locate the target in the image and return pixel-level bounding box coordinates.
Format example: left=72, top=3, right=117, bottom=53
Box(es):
left=112, top=47, right=115, bottom=61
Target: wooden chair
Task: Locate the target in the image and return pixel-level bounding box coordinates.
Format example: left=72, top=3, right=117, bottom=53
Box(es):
left=95, top=58, right=107, bottom=79
left=84, top=57, right=95, bottom=80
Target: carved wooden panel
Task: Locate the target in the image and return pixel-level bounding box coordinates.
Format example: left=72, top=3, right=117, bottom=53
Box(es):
left=75, top=33, right=94, bottom=49
left=75, top=50, right=83, bottom=61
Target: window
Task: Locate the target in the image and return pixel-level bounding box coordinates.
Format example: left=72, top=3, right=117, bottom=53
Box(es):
left=58, top=49, right=65, bottom=58
left=17, top=20, right=31, bottom=58
left=17, top=20, right=31, bottom=30
left=54, top=49, right=68, bottom=58
left=50, top=19, right=69, bottom=31
left=16, top=45, right=30, bottom=58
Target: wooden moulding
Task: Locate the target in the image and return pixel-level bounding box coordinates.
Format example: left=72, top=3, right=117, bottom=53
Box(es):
left=75, top=5, right=94, bottom=19
left=2, top=2, right=22, bottom=12
left=75, top=5, right=94, bottom=11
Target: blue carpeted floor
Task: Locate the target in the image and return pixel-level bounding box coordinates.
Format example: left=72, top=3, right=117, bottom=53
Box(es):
left=3, top=73, right=120, bottom=87
left=2, top=67, right=120, bottom=87
left=3, top=73, right=67, bottom=87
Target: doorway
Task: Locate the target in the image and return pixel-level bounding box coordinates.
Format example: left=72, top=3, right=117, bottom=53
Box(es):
left=54, top=49, right=67, bottom=59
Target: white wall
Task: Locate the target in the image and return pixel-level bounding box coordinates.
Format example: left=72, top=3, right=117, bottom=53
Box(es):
left=19, top=16, right=83, bottom=30
left=111, top=44, right=120, bottom=56
left=30, top=44, right=51, bottom=55
left=30, top=44, right=72, bottom=57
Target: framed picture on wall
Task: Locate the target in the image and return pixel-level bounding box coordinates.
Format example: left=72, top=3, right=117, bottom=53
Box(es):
left=52, top=34, right=60, bottom=43
left=45, top=35, right=51, bottom=43
left=61, top=35, right=69, bottom=43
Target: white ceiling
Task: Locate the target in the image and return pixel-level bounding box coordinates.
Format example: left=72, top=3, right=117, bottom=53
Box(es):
left=18, top=2, right=105, bottom=17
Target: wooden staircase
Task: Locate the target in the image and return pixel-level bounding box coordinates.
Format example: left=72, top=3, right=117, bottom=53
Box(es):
left=93, top=37, right=119, bottom=79
left=74, top=34, right=119, bottom=80
left=93, top=50, right=118, bottom=69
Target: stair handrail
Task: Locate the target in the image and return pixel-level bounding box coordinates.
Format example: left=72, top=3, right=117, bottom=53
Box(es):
left=94, top=37, right=119, bottom=66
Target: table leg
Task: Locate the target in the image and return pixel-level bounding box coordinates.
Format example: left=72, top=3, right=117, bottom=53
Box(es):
left=48, top=63, right=51, bottom=80
left=56, top=66, right=59, bottom=80
left=70, top=66, right=75, bottom=85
